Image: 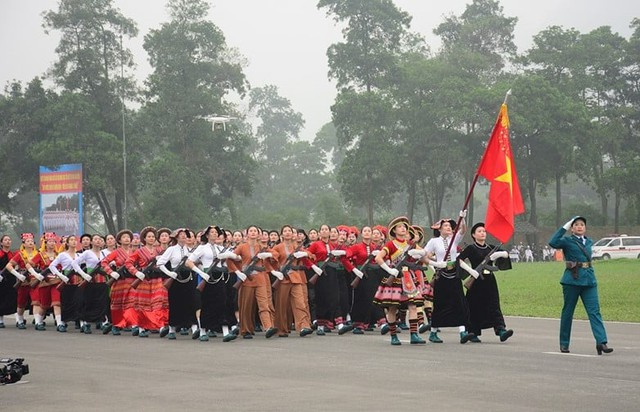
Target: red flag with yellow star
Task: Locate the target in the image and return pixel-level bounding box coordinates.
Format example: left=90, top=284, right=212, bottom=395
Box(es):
left=477, top=103, right=524, bottom=243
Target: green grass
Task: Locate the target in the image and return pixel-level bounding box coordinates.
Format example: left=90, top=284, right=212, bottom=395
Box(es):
left=494, top=260, right=640, bottom=322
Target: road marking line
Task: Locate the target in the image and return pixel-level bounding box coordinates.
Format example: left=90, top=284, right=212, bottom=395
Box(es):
left=542, top=351, right=598, bottom=358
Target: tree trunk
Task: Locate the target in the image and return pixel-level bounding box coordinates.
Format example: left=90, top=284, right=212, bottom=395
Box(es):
left=115, top=190, right=123, bottom=230
left=94, top=189, right=116, bottom=235
left=407, top=178, right=416, bottom=222
left=555, top=172, right=562, bottom=227
left=614, top=189, right=620, bottom=234
left=527, top=175, right=538, bottom=245
left=366, top=172, right=373, bottom=226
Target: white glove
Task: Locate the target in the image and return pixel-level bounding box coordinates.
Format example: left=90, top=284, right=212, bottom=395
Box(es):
left=229, top=252, right=241, bottom=261
left=352, top=268, right=364, bottom=279
left=110, top=261, right=117, bottom=268
left=217, top=251, right=232, bottom=259
left=380, top=262, right=399, bottom=277
left=235, top=270, right=247, bottom=282
left=408, top=249, right=426, bottom=259
left=293, top=251, right=308, bottom=259
left=459, top=209, right=467, bottom=218
left=430, top=260, right=447, bottom=269
left=562, top=216, right=578, bottom=230
left=0, top=274, right=3, bottom=282
left=28, top=267, right=45, bottom=281
left=58, top=273, right=70, bottom=283
left=166, top=271, right=178, bottom=280
left=257, top=252, right=272, bottom=259
left=135, top=271, right=146, bottom=281
left=271, top=270, right=284, bottom=281
left=9, top=268, right=26, bottom=282
left=330, top=250, right=347, bottom=257
left=109, top=271, right=120, bottom=280
left=81, top=272, right=92, bottom=282
left=371, top=250, right=380, bottom=256
left=459, top=260, right=479, bottom=279
left=311, top=264, right=322, bottom=276
left=489, top=251, right=509, bottom=261
left=192, top=267, right=209, bottom=282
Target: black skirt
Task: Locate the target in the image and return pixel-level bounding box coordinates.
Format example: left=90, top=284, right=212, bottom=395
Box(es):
left=431, top=272, right=470, bottom=328
left=351, top=265, right=385, bottom=323
left=168, top=272, right=198, bottom=328
left=200, top=270, right=235, bottom=331
left=0, top=275, right=18, bottom=316
left=465, top=273, right=506, bottom=335
left=79, top=283, right=110, bottom=322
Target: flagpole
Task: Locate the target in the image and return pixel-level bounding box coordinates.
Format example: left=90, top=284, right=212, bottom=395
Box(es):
left=503, top=89, right=512, bottom=104
left=442, top=90, right=512, bottom=260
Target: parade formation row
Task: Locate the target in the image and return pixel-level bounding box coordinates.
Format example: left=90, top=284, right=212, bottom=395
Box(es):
left=0, top=212, right=516, bottom=345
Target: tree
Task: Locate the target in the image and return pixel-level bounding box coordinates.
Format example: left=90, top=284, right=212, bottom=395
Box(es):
left=319, top=0, right=413, bottom=224
left=138, top=0, right=255, bottom=228
left=431, top=0, right=519, bottom=223
left=43, top=0, right=139, bottom=232
left=523, top=26, right=582, bottom=226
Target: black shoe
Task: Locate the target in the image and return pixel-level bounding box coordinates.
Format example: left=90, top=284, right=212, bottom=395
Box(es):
left=278, top=333, right=289, bottom=338
left=560, top=346, right=570, bottom=353
left=596, top=343, right=613, bottom=355
left=231, top=326, right=240, bottom=336
left=499, top=329, right=514, bottom=342
left=265, top=327, right=278, bottom=339
left=192, top=328, right=200, bottom=340
left=243, top=333, right=253, bottom=339
left=338, top=324, right=354, bottom=335
left=352, top=327, right=364, bottom=335
left=300, top=328, right=313, bottom=337
left=159, top=327, right=169, bottom=338
left=460, top=331, right=475, bottom=344
left=102, top=322, right=113, bottom=335
left=179, top=327, right=189, bottom=336
left=131, top=326, right=139, bottom=337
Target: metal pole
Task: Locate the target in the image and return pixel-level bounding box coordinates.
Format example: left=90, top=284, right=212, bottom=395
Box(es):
left=121, top=31, right=127, bottom=229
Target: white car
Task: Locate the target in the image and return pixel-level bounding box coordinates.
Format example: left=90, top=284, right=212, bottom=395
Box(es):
left=591, top=235, right=640, bottom=260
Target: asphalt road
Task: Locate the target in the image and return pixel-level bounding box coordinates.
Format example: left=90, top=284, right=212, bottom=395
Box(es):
left=1, top=316, right=639, bottom=412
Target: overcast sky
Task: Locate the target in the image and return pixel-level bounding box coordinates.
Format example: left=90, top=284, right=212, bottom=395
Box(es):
left=1, top=0, right=638, bottom=140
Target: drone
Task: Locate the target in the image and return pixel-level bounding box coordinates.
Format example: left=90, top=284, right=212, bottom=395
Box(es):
left=198, top=114, right=237, bottom=131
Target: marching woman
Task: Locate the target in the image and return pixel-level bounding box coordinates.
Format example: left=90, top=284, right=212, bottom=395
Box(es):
left=0, top=235, right=16, bottom=328
left=28, top=232, right=60, bottom=331
left=124, top=226, right=160, bottom=338
left=271, top=225, right=313, bottom=337
left=373, top=217, right=426, bottom=345
left=305, top=224, right=352, bottom=335
left=227, top=225, right=280, bottom=339
left=100, top=234, right=117, bottom=259
left=458, top=222, right=513, bottom=343
left=185, top=225, right=238, bottom=342
left=100, top=230, right=135, bottom=335
left=423, top=212, right=476, bottom=344
left=156, top=228, right=199, bottom=340
left=549, top=216, right=613, bottom=355
left=347, top=226, right=383, bottom=335
left=4, top=233, right=39, bottom=329
left=48, top=235, right=84, bottom=332
left=72, top=234, right=110, bottom=334
left=151, top=228, right=172, bottom=331
left=213, top=227, right=240, bottom=340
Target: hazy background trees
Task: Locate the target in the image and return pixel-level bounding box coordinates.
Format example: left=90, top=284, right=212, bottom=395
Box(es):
left=1, top=0, right=639, bottom=240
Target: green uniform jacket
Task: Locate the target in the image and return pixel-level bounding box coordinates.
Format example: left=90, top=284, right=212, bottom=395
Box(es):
left=548, top=227, right=596, bottom=287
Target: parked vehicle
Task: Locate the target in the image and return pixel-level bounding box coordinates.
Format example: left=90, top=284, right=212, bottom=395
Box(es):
left=591, top=235, right=640, bottom=260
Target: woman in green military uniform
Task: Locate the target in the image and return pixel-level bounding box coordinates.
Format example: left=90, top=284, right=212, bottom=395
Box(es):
left=548, top=216, right=613, bottom=355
